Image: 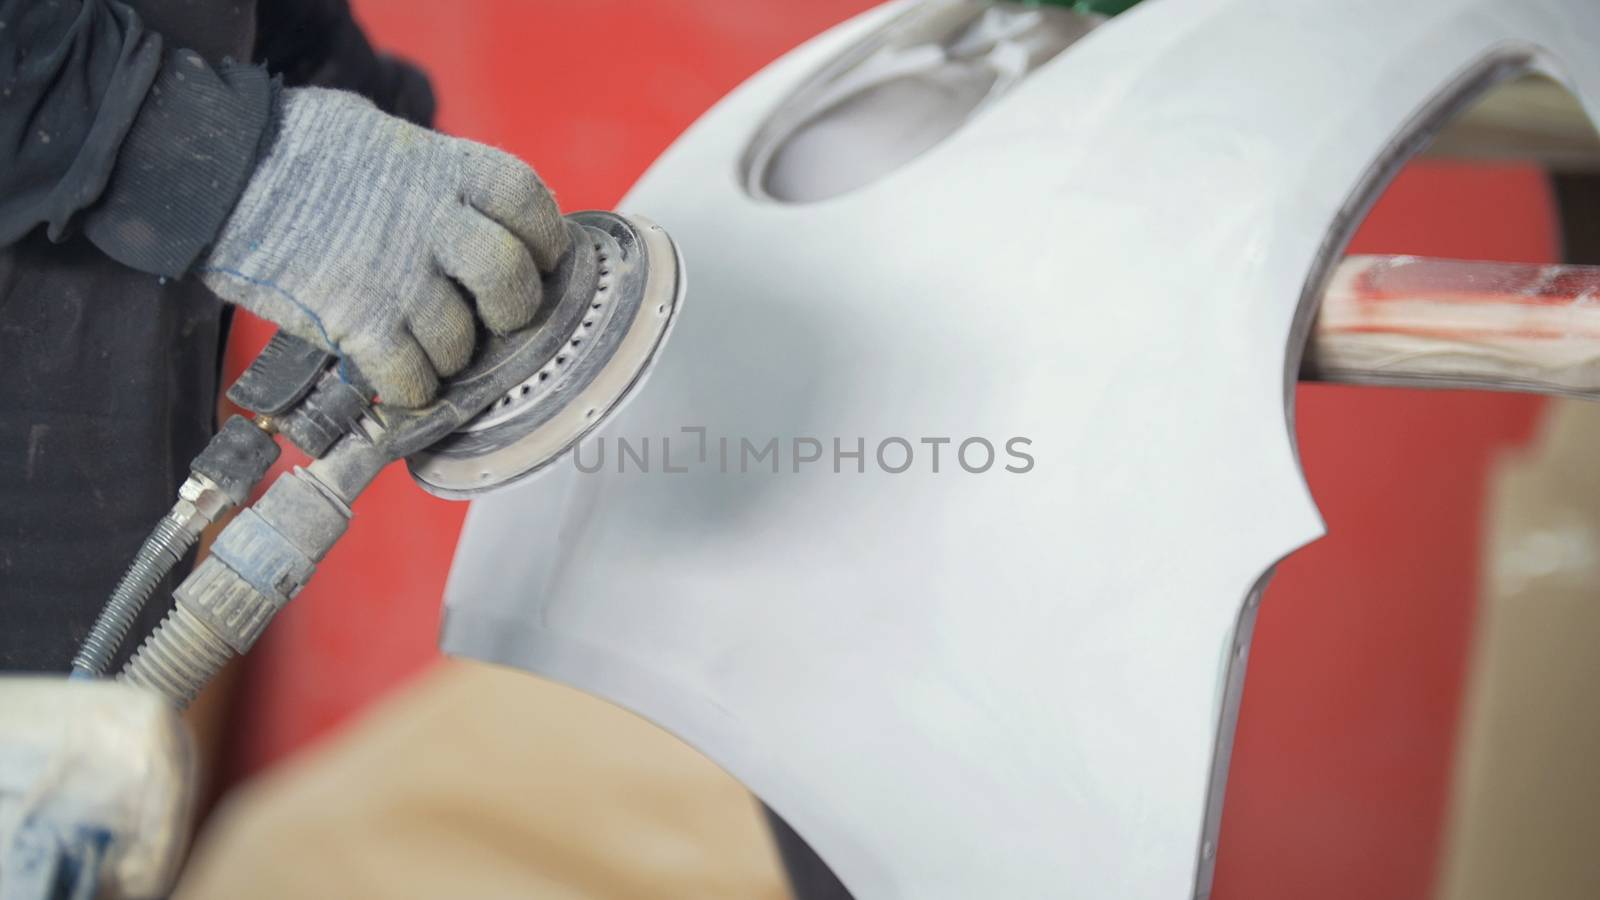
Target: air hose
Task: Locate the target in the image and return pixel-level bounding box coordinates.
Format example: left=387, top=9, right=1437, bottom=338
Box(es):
left=69, top=417, right=280, bottom=677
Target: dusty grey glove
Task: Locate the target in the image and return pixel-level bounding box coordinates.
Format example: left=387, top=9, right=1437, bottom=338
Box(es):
left=199, top=87, right=570, bottom=407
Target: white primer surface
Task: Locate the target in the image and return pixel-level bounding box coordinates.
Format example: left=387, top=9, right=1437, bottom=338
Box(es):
left=442, top=1, right=1600, bottom=896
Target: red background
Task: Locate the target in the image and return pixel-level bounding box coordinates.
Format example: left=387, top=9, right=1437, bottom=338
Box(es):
left=220, top=3, right=1560, bottom=897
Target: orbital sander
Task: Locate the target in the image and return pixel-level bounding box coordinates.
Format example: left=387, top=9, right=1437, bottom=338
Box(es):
left=69, top=211, right=683, bottom=706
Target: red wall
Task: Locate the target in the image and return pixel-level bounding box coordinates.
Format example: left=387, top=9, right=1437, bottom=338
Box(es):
left=1220, top=165, right=1555, bottom=899
left=222, top=4, right=1560, bottom=897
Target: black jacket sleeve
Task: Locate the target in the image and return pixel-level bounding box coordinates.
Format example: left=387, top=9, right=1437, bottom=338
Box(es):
left=0, top=0, right=274, bottom=277
left=257, top=0, right=435, bottom=127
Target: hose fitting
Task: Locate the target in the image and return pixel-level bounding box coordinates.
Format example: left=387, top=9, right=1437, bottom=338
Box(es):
left=121, top=437, right=385, bottom=707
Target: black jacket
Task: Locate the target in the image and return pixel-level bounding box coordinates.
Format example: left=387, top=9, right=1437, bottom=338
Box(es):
left=0, top=0, right=433, bottom=279
left=0, top=0, right=431, bottom=673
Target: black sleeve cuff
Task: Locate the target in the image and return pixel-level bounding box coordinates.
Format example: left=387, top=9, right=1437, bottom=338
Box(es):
left=82, top=50, right=278, bottom=278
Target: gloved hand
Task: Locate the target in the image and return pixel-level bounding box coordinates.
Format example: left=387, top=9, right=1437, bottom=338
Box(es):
left=198, top=87, right=570, bottom=407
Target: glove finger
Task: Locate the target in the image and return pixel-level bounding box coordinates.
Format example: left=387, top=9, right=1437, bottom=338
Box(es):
left=462, top=147, right=570, bottom=272
left=438, top=205, right=542, bottom=336
left=409, top=278, right=477, bottom=377
left=350, top=331, right=439, bottom=408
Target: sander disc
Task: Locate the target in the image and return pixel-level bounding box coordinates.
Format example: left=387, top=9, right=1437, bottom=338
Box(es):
left=407, top=211, right=683, bottom=498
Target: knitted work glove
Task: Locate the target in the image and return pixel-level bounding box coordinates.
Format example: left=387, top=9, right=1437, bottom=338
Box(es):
left=199, top=87, right=570, bottom=407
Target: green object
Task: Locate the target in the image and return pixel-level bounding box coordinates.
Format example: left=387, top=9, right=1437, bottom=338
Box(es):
left=1024, top=0, right=1145, bottom=16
